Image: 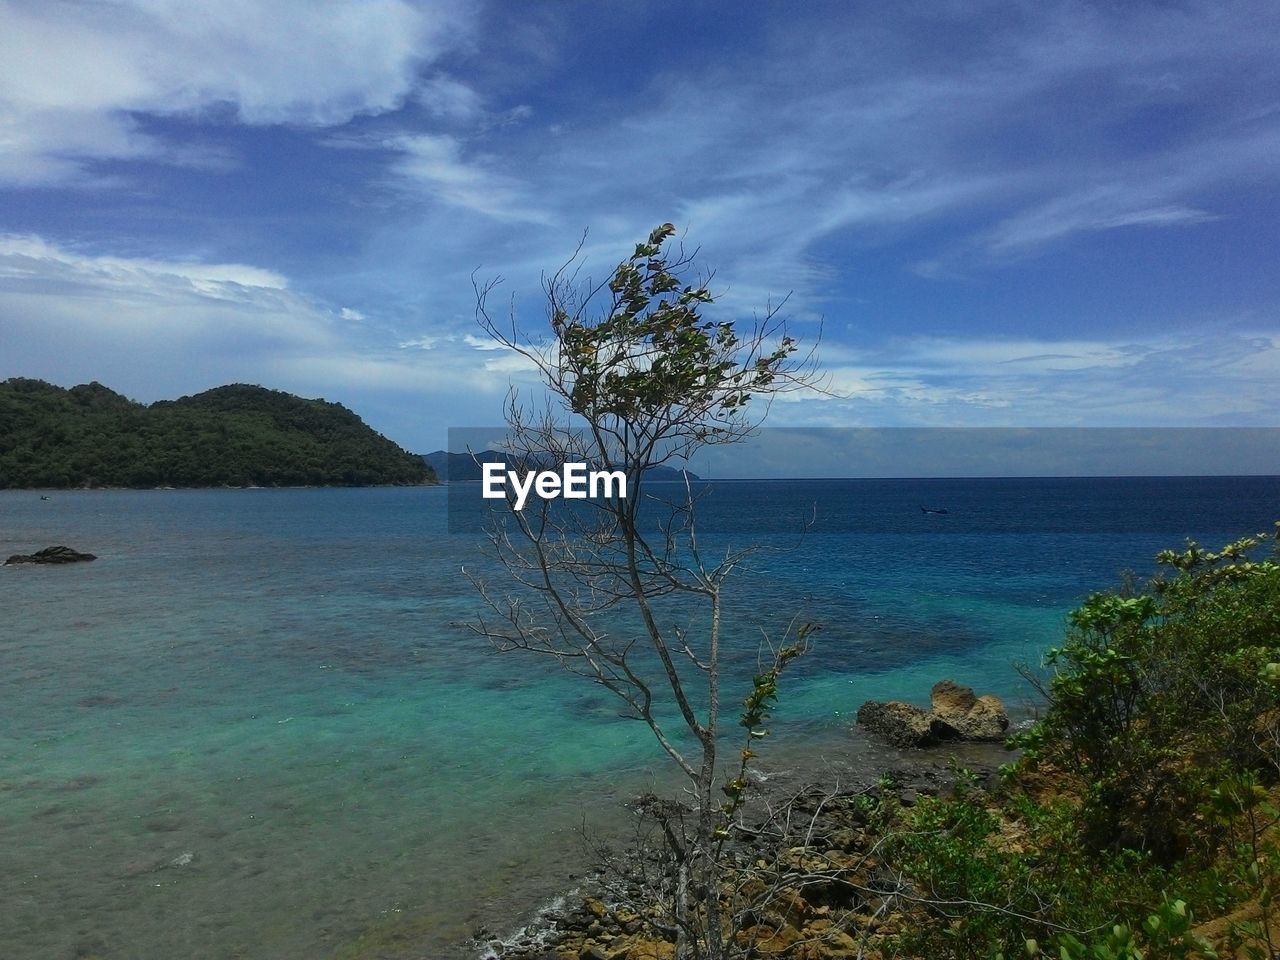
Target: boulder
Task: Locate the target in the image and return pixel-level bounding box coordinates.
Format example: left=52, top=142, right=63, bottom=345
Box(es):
left=964, top=694, right=1011, bottom=739
left=4, top=545, right=97, bottom=565
left=855, top=700, right=938, bottom=748
left=930, top=679, right=977, bottom=717
left=930, top=680, right=1009, bottom=741
left=857, top=680, right=1010, bottom=747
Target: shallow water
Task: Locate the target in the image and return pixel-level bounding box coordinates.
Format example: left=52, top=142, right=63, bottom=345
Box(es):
left=2, top=478, right=1277, bottom=959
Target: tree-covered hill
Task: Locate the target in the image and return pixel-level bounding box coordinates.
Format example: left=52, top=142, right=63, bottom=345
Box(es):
left=0, top=379, right=437, bottom=488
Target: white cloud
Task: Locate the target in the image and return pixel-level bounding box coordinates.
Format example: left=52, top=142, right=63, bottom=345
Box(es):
left=0, top=234, right=288, bottom=291
left=0, top=234, right=516, bottom=411
left=480, top=351, right=539, bottom=375
left=893, top=337, right=1145, bottom=372
left=0, top=0, right=471, bottom=184
left=982, top=188, right=1222, bottom=259
left=398, top=335, right=439, bottom=350
left=388, top=133, right=551, bottom=223
left=770, top=333, right=1280, bottom=426
left=462, top=333, right=507, bottom=351
left=416, top=74, right=485, bottom=121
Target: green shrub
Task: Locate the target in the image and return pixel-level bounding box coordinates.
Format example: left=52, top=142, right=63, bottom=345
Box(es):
left=1012, top=527, right=1280, bottom=859
left=884, top=526, right=1280, bottom=959
left=886, top=783, right=1160, bottom=959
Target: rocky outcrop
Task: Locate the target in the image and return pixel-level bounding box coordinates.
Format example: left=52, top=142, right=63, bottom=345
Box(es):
left=855, top=700, right=939, bottom=747
left=856, top=679, right=1009, bottom=748
left=930, top=680, right=1009, bottom=741
left=4, top=545, right=97, bottom=565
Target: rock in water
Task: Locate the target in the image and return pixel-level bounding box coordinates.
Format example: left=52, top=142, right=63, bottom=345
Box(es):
left=857, top=679, right=1010, bottom=747
left=929, top=679, right=1009, bottom=741
left=855, top=700, right=939, bottom=748
left=4, top=545, right=97, bottom=565
left=930, top=678, right=978, bottom=717
left=966, top=695, right=1011, bottom=739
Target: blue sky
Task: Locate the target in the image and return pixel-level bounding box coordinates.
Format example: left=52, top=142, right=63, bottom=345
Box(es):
left=2, top=0, right=1278, bottom=452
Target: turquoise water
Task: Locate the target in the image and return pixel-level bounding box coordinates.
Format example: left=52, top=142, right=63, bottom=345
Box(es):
left=2, top=478, right=1277, bottom=959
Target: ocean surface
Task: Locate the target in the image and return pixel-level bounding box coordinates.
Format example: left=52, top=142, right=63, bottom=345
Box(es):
left=2, top=477, right=1278, bottom=960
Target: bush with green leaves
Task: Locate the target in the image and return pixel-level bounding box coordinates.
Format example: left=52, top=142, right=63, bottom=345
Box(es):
left=887, top=783, right=1165, bottom=960
left=1012, top=526, right=1280, bottom=859
left=1045, top=897, right=1218, bottom=960
left=880, top=526, right=1280, bottom=960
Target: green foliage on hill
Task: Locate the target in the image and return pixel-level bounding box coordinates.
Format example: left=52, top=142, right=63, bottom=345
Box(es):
left=0, top=378, right=436, bottom=488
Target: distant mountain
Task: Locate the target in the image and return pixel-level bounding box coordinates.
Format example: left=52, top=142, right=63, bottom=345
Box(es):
left=0, top=378, right=437, bottom=489
left=422, top=449, right=698, bottom=483
left=645, top=462, right=700, bottom=483
left=422, top=449, right=516, bottom=483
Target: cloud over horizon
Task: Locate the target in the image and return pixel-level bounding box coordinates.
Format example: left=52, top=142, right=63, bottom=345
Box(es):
left=2, top=0, right=1278, bottom=449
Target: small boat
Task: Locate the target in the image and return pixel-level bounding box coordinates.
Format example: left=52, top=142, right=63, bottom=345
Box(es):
left=920, top=505, right=948, bottom=515
left=39, top=495, right=50, bottom=501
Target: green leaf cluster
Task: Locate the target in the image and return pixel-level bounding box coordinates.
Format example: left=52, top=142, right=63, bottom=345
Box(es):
left=1050, top=898, right=1217, bottom=960
left=888, top=786, right=1160, bottom=959
left=560, top=223, right=796, bottom=426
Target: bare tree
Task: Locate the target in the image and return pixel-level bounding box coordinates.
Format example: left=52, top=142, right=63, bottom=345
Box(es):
left=466, top=223, right=821, bottom=959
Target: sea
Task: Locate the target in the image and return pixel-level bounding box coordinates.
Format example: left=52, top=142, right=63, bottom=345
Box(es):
left=2, top=476, right=1278, bottom=960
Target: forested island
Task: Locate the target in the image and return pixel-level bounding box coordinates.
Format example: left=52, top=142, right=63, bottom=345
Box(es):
left=0, top=378, right=436, bottom=488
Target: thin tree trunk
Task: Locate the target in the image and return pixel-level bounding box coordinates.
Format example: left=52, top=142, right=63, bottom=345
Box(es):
left=698, top=592, right=724, bottom=960
left=674, top=858, right=690, bottom=960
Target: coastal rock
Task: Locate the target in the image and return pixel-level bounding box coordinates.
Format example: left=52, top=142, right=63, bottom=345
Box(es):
left=929, top=679, right=977, bottom=717
left=965, top=695, right=1011, bottom=739
left=854, top=701, right=938, bottom=748
left=4, top=545, right=97, bottom=565
left=929, top=680, right=1009, bottom=741
left=856, top=680, right=1009, bottom=747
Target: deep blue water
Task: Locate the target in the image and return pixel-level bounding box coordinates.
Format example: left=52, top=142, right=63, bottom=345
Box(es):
left=1, top=477, right=1277, bottom=959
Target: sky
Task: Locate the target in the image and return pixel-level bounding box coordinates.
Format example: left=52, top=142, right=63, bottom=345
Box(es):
left=2, top=0, right=1279, bottom=455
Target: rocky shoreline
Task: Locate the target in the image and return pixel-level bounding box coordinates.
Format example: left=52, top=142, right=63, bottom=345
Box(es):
left=475, top=693, right=1014, bottom=960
